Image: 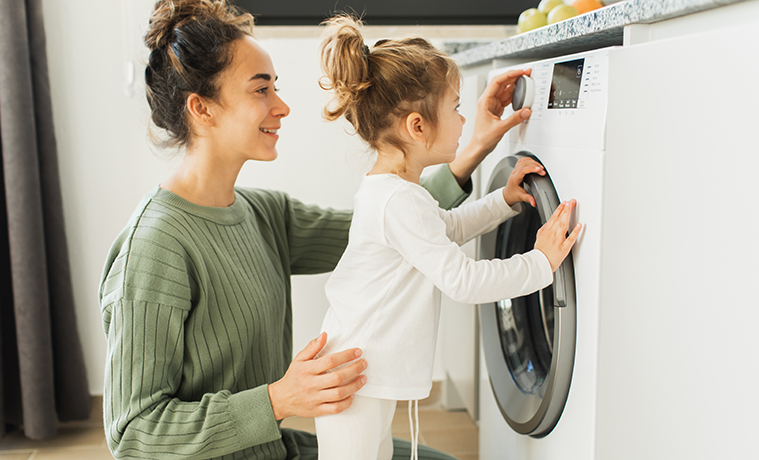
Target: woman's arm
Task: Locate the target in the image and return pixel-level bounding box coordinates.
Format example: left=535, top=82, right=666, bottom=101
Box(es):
left=103, top=299, right=282, bottom=460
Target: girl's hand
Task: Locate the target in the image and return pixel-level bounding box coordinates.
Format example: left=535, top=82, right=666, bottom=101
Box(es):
left=502, top=157, right=545, bottom=207
left=449, top=68, right=533, bottom=186
left=534, top=199, right=582, bottom=272
left=268, top=332, right=367, bottom=420
left=469, top=68, right=533, bottom=157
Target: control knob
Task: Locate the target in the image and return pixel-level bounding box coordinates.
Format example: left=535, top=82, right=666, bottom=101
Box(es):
left=512, top=75, right=535, bottom=111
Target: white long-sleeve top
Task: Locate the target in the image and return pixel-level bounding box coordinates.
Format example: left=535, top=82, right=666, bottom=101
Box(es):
left=321, top=174, right=553, bottom=400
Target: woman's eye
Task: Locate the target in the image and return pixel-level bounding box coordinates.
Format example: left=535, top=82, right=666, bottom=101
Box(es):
left=455, top=104, right=461, bottom=112
left=256, top=86, right=281, bottom=95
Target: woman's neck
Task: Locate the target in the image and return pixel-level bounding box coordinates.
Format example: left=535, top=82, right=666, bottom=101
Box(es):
left=161, top=145, right=244, bottom=208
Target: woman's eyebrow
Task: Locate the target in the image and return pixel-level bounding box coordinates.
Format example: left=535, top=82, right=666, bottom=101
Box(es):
left=249, top=73, right=278, bottom=81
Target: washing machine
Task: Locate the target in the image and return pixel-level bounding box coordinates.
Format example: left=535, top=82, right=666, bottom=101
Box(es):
left=478, top=46, right=609, bottom=460
left=476, top=9, right=759, bottom=460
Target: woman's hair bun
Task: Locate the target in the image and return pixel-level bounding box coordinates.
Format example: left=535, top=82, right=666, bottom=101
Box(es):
left=144, top=0, right=252, bottom=51
left=142, top=0, right=255, bottom=149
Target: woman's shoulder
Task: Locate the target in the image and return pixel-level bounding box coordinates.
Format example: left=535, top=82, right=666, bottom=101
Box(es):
left=99, top=188, right=199, bottom=309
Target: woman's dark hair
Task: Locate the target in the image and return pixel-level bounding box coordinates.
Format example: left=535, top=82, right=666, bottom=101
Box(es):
left=144, top=0, right=254, bottom=148
left=319, top=15, right=461, bottom=155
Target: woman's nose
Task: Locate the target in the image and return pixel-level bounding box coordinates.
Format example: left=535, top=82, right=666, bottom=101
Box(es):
left=273, top=92, right=291, bottom=118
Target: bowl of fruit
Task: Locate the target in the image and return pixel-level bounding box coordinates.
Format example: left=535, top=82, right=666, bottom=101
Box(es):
left=517, top=0, right=606, bottom=34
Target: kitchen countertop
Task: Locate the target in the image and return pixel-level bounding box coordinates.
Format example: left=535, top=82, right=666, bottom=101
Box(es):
left=452, top=0, right=748, bottom=65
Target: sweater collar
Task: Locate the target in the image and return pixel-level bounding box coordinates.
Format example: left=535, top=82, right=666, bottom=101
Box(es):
left=151, top=186, right=247, bottom=225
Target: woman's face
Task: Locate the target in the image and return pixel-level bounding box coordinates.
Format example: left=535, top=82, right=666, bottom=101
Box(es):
left=209, top=36, right=290, bottom=162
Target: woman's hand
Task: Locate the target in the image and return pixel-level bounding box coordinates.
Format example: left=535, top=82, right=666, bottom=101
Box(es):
left=502, top=157, right=545, bottom=207
left=534, top=199, right=582, bottom=272
left=449, top=68, right=533, bottom=186
left=268, top=332, right=367, bottom=420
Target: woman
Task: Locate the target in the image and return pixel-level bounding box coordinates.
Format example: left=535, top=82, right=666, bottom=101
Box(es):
left=99, top=1, right=533, bottom=459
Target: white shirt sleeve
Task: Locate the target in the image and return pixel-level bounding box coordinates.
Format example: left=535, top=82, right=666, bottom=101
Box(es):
left=383, top=184, right=554, bottom=305
left=438, top=187, right=522, bottom=246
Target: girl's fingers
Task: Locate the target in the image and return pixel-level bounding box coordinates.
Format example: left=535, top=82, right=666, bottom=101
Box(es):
left=563, top=224, right=582, bottom=250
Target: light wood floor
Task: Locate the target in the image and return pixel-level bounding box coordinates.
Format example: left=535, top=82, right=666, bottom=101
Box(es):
left=0, top=385, right=478, bottom=460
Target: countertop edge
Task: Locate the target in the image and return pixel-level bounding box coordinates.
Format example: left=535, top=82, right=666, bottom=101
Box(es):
left=452, top=0, right=747, bottom=66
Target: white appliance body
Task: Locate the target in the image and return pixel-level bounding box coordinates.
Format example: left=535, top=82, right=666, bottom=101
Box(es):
left=478, top=47, right=610, bottom=460
left=477, top=4, right=759, bottom=459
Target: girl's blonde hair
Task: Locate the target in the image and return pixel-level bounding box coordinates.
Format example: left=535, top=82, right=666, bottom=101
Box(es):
left=319, top=15, right=461, bottom=154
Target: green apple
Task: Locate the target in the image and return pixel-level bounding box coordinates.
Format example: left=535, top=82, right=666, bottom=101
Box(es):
left=517, top=8, right=548, bottom=33
left=547, top=4, right=579, bottom=23
left=538, top=0, right=565, bottom=14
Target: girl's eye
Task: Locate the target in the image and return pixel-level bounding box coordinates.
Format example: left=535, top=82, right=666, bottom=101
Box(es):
left=455, top=104, right=461, bottom=112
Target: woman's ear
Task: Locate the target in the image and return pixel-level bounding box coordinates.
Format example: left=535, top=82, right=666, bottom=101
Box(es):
left=404, top=112, right=427, bottom=144
left=186, top=93, right=214, bottom=128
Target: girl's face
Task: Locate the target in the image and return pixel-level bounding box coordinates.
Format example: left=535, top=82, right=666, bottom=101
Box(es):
left=428, top=85, right=465, bottom=164
left=209, top=36, right=290, bottom=162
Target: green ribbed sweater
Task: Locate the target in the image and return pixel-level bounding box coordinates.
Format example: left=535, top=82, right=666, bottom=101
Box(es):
left=99, top=166, right=470, bottom=460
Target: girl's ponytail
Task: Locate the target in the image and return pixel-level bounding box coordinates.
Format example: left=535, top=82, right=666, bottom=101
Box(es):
left=319, top=14, right=461, bottom=154
left=319, top=16, right=372, bottom=131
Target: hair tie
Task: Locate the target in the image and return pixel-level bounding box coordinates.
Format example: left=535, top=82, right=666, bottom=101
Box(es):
left=363, top=44, right=370, bottom=57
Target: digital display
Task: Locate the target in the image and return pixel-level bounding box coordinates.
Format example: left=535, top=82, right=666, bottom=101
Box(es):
left=548, top=58, right=584, bottom=109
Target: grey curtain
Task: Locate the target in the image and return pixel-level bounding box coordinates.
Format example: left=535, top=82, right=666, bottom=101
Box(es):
left=0, top=0, right=91, bottom=440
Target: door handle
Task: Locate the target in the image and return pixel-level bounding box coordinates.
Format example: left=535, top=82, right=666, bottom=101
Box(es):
left=538, top=189, right=567, bottom=307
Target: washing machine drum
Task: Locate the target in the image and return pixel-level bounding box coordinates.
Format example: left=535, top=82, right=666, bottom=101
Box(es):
left=479, top=152, right=577, bottom=438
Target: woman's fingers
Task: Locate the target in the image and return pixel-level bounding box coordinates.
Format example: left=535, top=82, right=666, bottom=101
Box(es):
left=312, top=347, right=363, bottom=375
left=293, top=332, right=327, bottom=362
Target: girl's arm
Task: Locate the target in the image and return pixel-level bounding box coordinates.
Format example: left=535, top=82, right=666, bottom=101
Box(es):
left=280, top=165, right=472, bottom=276
left=384, top=186, right=577, bottom=305
left=441, top=157, right=546, bottom=245
left=449, top=69, right=534, bottom=188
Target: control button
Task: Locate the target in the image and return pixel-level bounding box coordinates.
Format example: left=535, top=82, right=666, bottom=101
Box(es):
left=512, top=75, right=535, bottom=111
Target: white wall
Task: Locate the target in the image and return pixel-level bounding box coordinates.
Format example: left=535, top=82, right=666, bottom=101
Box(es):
left=41, top=0, right=508, bottom=395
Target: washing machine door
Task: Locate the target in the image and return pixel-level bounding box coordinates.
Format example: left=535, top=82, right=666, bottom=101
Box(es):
left=479, top=152, right=577, bottom=438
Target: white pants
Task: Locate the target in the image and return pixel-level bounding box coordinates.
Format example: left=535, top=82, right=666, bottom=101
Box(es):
left=315, top=395, right=397, bottom=460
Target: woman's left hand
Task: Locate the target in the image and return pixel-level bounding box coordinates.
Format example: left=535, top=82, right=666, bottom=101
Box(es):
left=449, top=68, right=533, bottom=187
left=502, top=157, right=545, bottom=207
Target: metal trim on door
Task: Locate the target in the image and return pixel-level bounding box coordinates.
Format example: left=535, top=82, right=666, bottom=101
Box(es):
left=479, top=152, right=577, bottom=438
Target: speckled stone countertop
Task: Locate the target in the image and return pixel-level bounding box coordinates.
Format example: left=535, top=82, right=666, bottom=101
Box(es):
left=452, top=0, right=749, bottom=65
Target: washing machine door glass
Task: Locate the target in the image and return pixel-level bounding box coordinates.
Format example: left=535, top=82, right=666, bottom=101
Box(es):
left=495, top=205, right=554, bottom=395
left=479, top=152, right=577, bottom=438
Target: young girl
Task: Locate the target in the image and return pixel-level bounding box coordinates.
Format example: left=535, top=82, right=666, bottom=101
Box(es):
left=314, top=16, right=581, bottom=460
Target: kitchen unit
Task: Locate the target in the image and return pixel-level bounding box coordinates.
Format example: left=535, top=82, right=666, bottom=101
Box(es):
left=446, top=1, right=759, bottom=459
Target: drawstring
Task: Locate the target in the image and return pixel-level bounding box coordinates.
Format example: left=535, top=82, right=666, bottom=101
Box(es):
left=407, top=399, right=419, bottom=460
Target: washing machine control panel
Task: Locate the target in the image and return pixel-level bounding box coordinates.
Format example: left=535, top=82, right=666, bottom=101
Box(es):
left=490, top=47, right=613, bottom=151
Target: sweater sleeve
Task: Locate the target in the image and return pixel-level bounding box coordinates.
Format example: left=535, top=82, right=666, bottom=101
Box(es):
left=420, top=164, right=472, bottom=210
left=439, top=187, right=521, bottom=246
left=100, top=222, right=281, bottom=459
left=102, top=300, right=281, bottom=460
left=283, top=196, right=353, bottom=275
left=383, top=185, right=554, bottom=305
